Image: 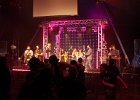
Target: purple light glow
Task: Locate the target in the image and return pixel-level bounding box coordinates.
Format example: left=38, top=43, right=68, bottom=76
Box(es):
left=49, top=27, right=53, bottom=31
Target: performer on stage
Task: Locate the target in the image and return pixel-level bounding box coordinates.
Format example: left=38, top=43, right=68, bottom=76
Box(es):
left=85, top=45, right=93, bottom=70
left=77, top=49, right=84, bottom=59
left=108, top=45, right=120, bottom=59
left=34, top=45, right=43, bottom=61
left=101, top=44, right=108, bottom=64
left=59, top=48, right=65, bottom=62
left=59, top=48, right=68, bottom=62
left=71, top=48, right=78, bottom=60
left=64, top=51, right=68, bottom=62
left=24, top=46, right=33, bottom=65
left=45, top=43, right=53, bottom=59
left=108, top=45, right=120, bottom=70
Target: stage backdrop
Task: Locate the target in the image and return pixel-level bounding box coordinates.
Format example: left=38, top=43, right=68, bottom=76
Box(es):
left=60, top=31, right=98, bottom=67
left=42, top=19, right=107, bottom=68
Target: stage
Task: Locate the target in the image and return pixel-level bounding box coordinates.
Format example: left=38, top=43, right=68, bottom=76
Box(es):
left=11, top=65, right=100, bottom=73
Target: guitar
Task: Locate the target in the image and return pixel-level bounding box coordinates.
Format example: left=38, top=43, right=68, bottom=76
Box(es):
left=34, top=49, right=43, bottom=58
left=60, top=51, right=68, bottom=62
left=34, top=53, right=43, bottom=58
left=110, top=56, right=121, bottom=60
left=64, top=51, right=68, bottom=62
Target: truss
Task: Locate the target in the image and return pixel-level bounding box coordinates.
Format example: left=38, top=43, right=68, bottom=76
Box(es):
left=42, top=19, right=107, bottom=68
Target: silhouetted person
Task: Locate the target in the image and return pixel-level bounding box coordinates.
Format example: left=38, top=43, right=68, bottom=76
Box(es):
left=44, top=59, right=49, bottom=65
left=108, top=59, right=128, bottom=89
left=100, top=63, right=116, bottom=100
left=78, top=58, right=85, bottom=85
left=69, top=60, right=86, bottom=100
left=49, top=55, right=61, bottom=83
left=100, top=62, right=128, bottom=100
left=108, top=59, right=120, bottom=76
left=0, top=56, right=11, bottom=100
left=17, top=57, right=56, bottom=100
left=49, top=55, right=62, bottom=99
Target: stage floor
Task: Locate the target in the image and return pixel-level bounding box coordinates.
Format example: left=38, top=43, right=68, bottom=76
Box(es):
left=12, top=65, right=100, bottom=73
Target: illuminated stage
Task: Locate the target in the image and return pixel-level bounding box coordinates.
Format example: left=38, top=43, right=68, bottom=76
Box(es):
left=42, top=19, right=108, bottom=69
left=12, top=19, right=108, bottom=73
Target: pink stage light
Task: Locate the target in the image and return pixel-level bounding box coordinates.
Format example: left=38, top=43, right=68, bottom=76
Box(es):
left=49, top=27, right=53, bottom=31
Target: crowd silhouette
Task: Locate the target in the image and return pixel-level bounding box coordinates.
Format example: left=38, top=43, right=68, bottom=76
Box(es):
left=0, top=56, right=11, bottom=100
left=0, top=55, right=128, bottom=100
left=17, top=55, right=86, bottom=100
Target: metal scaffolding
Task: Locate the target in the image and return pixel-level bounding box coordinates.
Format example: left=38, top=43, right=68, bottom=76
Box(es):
left=42, top=19, right=107, bottom=68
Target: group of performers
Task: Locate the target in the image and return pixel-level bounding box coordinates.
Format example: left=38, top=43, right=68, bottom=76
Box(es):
left=24, top=45, right=42, bottom=65
left=24, top=43, right=54, bottom=65
left=23, top=43, right=93, bottom=68
left=24, top=43, right=120, bottom=70
left=59, top=45, right=93, bottom=70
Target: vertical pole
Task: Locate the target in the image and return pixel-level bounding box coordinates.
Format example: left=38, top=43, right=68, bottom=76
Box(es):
left=97, top=25, right=100, bottom=69
left=100, top=22, right=103, bottom=64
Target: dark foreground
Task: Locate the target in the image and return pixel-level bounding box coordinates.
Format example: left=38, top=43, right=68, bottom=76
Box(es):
left=11, top=70, right=140, bottom=100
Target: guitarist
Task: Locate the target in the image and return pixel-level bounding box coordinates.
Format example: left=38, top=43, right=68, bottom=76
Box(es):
left=108, top=45, right=120, bottom=70
left=85, top=45, right=93, bottom=70
left=34, top=45, right=43, bottom=61
left=71, top=48, right=78, bottom=61
left=45, top=43, right=53, bottom=59
left=59, top=48, right=65, bottom=62
left=24, top=46, right=33, bottom=65
left=59, top=48, right=68, bottom=62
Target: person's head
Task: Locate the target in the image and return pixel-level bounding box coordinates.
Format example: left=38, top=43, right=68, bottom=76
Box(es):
left=28, top=57, right=40, bottom=71
left=78, top=58, right=83, bottom=64
left=109, top=58, right=116, bottom=66
left=61, top=48, right=64, bottom=52
left=100, top=63, right=108, bottom=74
left=110, top=45, right=116, bottom=50
left=70, top=60, right=77, bottom=66
left=47, top=43, right=51, bottom=47
left=79, top=49, right=82, bottom=52
left=87, top=45, right=91, bottom=49
left=27, top=46, right=30, bottom=50
left=112, top=46, right=116, bottom=50
left=49, top=55, right=59, bottom=65
left=36, top=45, right=39, bottom=49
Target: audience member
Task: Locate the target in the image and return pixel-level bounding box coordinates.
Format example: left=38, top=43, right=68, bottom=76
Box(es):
left=17, top=57, right=57, bottom=100
left=69, top=60, right=86, bottom=100
left=100, top=61, right=128, bottom=100
left=78, top=58, right=85, bottom=84
left=0, top=56, right=11, bottom=100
